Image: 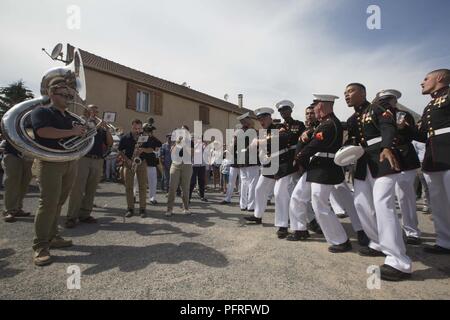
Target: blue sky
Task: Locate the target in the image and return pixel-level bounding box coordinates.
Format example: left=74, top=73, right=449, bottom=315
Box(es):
left=1, top=0, right=449, bottom=121
left=326, top=0, right=450, bottom=59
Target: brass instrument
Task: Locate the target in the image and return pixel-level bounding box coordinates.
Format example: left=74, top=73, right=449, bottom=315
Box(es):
left=131, top=134, right=148, bottom=173
left=118, top=134, right=148, bottom=173
left=1, top=48, right=95, bottom=162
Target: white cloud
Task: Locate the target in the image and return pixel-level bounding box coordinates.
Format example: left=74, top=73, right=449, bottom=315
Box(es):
left=0, top=0, right=440, bottom=122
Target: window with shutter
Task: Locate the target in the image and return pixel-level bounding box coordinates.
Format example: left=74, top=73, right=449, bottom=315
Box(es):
left=126, top=83, right=138, bottom=110
left=153, top=91, right=163, bottom=116
left=199, top=105, right=210, bottom=125
left=136, top=90, right=150, bottom=113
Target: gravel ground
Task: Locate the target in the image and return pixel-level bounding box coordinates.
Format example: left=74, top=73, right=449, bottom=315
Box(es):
left=1, top=181, right=449, bottom=300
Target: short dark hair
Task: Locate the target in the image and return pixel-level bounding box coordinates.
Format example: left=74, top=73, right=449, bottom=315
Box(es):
left=132, top=119, right=142, bottom=125
left=429, top=69, right=450, bottom=85
left=346, top=83, right=367, bottom=92
left=305, top=106, right=314, bottom=111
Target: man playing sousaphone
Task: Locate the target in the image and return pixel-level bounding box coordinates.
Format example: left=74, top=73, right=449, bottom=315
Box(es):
left=30, top=73, right=87, bottom=266
left=65, top=105, right=113, bottom=228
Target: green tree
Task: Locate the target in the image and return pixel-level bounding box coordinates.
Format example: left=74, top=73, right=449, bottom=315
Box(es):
left=0, top=80, right=34, bottom=120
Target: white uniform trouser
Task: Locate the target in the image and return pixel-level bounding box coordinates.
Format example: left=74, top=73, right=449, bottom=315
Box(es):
left=330, top=183, right=363, bottom=232
left=354, top=168, right=412, bottom=273
left=423, top=170, right=450, bottom=249
left=290, top=175, right=348, bottom=245
left=289, top=174, right=319, bottom=231
left=272, top=173, right=297, bottom=228
left=330, top=191, right=345, bottom=214
left=254, top=175, right=276, bottom=218
left=224, top=167, right=239, bottom=202
left=289, top=174, right=311, bottom=232
left=134, top=167, right=157, bottom=201
left=312, top=183, right=349, bottom=245
left=239, top=166, right=259, bottom=210
left=395, top=169, right=421, bottom=238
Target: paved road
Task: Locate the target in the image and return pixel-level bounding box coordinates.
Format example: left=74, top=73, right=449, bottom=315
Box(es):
left=1, top=181, right=449, bottom=299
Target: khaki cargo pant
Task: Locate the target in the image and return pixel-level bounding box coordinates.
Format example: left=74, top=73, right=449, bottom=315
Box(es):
left=66, top=157, right=104, bottom=220
left=33, top=160, right=77, bottom=252
left=124, top=163, right=147, bottom=209
left=167, top=163, right=193, bottom=211
left=2, top=154, right=33, bottom=213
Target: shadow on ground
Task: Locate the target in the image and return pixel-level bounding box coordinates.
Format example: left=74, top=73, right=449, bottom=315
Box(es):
left=0, top=248, right=23, bottom=279
left=53, top=242, right=229, bottom=275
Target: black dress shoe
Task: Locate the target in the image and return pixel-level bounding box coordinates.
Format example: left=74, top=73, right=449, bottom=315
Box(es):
left=241, top=208, right=247, bottom=212
left=357, top=230, right=370, bottom=246
left=125, top=209, right=134, bottom=218
left=247, top=209, right=254, bottom=212
left=150, top=200, right=158, bottom=205
left=328, top=239, right=352, bottom=253
left=244, top=216, right=262, bottom=224
left=380, top=264, right=411, bottom=281
left=220, top=200, right=231, bottom=205
left=336, top=213, right=348, bottom=219
left=358, top=247, right=386, bottom=257
left=406, top=236, right=421, bottom=245
left=277, top=227, right=289, bottom=239
left=201, top=198, right=208, bottom=202
left=423, top=244, right=450, bottom=255
left=307, top=219, right=323, bottom=234
left=286, top=230, right=310, bottom=241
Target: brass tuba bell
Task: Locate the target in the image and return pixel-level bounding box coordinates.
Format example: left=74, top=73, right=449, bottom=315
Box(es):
left=1, top=48, right=95, bottom=162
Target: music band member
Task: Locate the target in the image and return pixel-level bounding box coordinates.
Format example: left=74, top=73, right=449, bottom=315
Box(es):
left=245, top=106, right=298, bottom=240
left=375, top=90, right=422, bottom=245
left=31, top=75, right=87, bottom=266
left=140, top=124, right=162, bottom=205
left=65, top=105, right=113, bottom=228
left=410, top=69, right=450, bottom=255
left=166, top=125, right=193, bottom=216
left=1, top=140, right=33, bottom=223
left=345, top=83, right=412, bottom=281
left=119, top=119, right=153, bottom=218
left=236, top=112, right=259, bottom=211
left=288, top=95, right=351, bottom=253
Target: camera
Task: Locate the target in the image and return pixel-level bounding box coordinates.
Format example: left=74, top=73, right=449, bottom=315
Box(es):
left=143, top=117, right=156, bottom=134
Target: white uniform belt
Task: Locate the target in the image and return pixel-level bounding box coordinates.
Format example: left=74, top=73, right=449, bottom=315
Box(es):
left=268, top=145, right=296, bottom=158
left=366, top=137, right=382, bottom=147
left=428, top=127, right=450, bottom=138
left=314, top=152, right=335, bottom=158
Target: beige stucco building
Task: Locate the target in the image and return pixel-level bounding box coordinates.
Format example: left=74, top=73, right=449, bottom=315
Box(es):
left=67, top=44, right=255, bottom=141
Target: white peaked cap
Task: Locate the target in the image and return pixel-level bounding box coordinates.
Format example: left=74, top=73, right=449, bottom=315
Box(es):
left=254, top=107, right=275, bottom=117
left=376, top=89, right=402, bottom=100
left=313, top=94, right=340, bottom=102
left=275, top=100, right=295, bottom=110
left=237, top=112, right=251, bottom=121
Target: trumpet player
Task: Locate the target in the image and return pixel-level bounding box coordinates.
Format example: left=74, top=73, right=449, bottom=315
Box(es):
left=30, top=76, right=87, bottom=267
left=118, top=119, right=153, bottom=218
left=65, top=105, right=113, bottom=228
